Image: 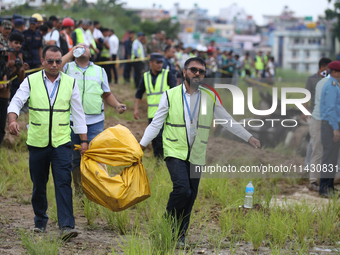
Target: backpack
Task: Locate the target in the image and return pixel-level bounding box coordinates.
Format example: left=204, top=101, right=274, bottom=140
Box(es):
left=52, top=30, right=69, bottom=56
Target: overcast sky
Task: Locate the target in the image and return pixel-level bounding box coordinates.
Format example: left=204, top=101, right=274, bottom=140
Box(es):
left=122, top=0, right=331, bottom=25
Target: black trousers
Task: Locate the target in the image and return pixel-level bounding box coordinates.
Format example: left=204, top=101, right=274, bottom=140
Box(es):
left=110, top=54, right=118, bottom=84
left=165, top=157, right=201, bottom=239
left=319, top=121, right=340, bottom=194
left=123, top=62, right=131, bottom=82
left=0, top=97, right=8, bottom=146
left=100, top=57, right=112, bottom=84
left=28, top=142, right=75, bottom=229
left=148, top=118, right=164, bottom=158
left=132, top=61, right=144, bottom=88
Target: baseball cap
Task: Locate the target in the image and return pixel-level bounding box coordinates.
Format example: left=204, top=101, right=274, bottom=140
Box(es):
left=29, top=17, right=38, bottom=24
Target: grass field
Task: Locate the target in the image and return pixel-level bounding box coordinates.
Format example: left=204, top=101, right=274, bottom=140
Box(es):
left=1, top=69, right=338, bottom=254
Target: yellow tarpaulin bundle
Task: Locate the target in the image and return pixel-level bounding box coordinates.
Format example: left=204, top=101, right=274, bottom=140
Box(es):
left=79, top=124, right=151, bottom=211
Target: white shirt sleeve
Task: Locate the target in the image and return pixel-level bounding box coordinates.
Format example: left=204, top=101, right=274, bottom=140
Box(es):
left=7, top=77, right=30, bottom=116
left=101, top=68, right=110, bottom=92
left=214, top=100, right=252, bottom=142
left=50, top=30, right=60, bottom=47
left=70, top=80, right=87, bottom=134
left=140, top=92, right=169, bottom=147
left=109, top=35, right=119, bottom=55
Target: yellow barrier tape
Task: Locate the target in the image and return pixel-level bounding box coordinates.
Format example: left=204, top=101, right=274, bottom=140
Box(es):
left=94, top=57, right=150, bottom=66
left=0, top=57, right=150, bottom=86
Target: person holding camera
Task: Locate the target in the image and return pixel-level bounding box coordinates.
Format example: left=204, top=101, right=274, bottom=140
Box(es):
left=7, top=33, right=29, bottom=101
left=0, top=33, right=28, bottom=146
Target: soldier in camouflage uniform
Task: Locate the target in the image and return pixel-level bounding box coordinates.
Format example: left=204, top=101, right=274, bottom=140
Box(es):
left=0, top=20, right=12, bottom=49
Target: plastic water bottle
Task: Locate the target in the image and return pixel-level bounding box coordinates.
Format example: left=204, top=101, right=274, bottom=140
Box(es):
left=73, top=47, right=85, bottom=58
left=244, top=181, right=254, bottom=208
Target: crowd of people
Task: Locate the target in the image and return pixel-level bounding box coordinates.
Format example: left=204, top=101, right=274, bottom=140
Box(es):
left=1, top=12, right=339, bottom=249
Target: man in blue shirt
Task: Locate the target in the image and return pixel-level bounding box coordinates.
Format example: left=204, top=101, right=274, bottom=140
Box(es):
left=123, top=30, right=134, bottom=84
left=22, top=17, right=43, bottom=69
left=319, top=61, right=340, bottom=197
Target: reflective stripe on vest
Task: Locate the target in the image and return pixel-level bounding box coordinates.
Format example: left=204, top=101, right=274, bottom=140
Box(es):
left=255, top=55, right=264, bottom=70
left=131, top=39, right=144, bottom=59
left=27, top=70, right=74, bottom=148
left=162, top=85, right=215, bottom=165
left=66, top=62, right=104, bottom=115
left=144, top=69, right=170, bottom=118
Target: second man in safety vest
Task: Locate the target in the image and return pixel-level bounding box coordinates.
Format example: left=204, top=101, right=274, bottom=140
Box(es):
left=134, top=52, right=177, bottom=158
left=62, top=43, right=126, bottom=193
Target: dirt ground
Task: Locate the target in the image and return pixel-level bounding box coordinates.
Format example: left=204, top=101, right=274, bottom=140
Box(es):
left=1, top=83, right=338, bottom=254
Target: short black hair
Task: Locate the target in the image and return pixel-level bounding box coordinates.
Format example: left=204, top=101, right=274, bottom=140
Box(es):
left=93, top=20, right=100, bottom=26
left=110, top=29, right=115, bottom=34
left=49, top=15, right=58, bottom=22
left=129, top=30, right=135, bottom=34
left=164, top=45, right=172, bottom=52
left=245, top=52, right=249, bottom=55
left=270, top=56, right=275, bottom=61
left=39, top=24, right=48, bottom=33
left=184, top=57, right=206, bottom=69
left=44, top=21, right=53, bottom=29
left=42, top=45, right=63, bottom=59
left=166, top=37, right=172, bottom=41
left=9, top=32, right=24, bottom=43
left=235, top=54, right=239, bottom=59
left=319, top=57, right=332, bottom=69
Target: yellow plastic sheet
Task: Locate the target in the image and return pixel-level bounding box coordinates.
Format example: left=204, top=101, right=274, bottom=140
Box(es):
left=78, top=124, right=151, bottom=211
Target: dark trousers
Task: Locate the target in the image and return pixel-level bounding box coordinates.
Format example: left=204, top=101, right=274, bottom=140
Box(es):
left=28, top=142, right=75, bottom=229
left=165, top=157, right=201, bottom=239
left=100, top=57, right=112, bottom=84
left=132, top=61, right=144, bottom=88
left=148, top=118, right=164, bottom=158
left=70, top=120, right=104, bottom=169
left=0, top=97, right=8, bottom=146
left=110, top=54, right=118, bottom=84
left=319, top=121, right=340, bottom=194
left=123, top=62, right=131, bottom=82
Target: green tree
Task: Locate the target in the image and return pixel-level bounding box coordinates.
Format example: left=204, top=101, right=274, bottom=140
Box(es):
left=325, top=0, right=340, bottom=41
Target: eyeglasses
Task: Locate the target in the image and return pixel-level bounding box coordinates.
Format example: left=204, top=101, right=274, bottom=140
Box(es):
left=46, top=59, right=62, bottom=65
left=186, top=67, right=206, bottom=75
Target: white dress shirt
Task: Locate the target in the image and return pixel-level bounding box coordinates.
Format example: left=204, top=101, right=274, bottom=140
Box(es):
left=44, top=29, right=60, bottom=47
left=93, top=28, right=104, bottom=40
left=109, top=34, right=119, bottom=55
left=140, top=84, right=252, bottom=147
left=8, top=71, right=87, bottom=134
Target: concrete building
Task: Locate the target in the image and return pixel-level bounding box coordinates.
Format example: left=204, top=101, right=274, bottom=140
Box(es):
left=272, top=28, right=332, bottom=73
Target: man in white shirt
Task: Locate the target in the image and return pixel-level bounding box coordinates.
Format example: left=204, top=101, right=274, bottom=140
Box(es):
left=109, top=29, right=119, bottom=84
left=7, top=45, right=87, bottom=240
left=44, top=20, right=60, bottom=47
left=139, top=57, right=260, bottom=247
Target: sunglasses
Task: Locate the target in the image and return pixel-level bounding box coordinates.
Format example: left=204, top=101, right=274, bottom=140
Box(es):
left=186, top=67, right=206, bottom=75
left=46, top=59, right=62, bottom=65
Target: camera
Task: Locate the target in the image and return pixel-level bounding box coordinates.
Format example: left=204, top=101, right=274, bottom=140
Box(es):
left=0, top=49, right=9, bottom=81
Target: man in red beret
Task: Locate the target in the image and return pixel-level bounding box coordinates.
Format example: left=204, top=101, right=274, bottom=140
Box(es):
left=319, top=61, right=340, bottom=198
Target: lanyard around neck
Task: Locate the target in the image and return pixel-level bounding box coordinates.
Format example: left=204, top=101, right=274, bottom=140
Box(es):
left=183, top=85, right=200, bottom=124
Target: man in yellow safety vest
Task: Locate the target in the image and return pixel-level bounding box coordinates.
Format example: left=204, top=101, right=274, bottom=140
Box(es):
left=139, top=57, right=261, bottom=247
left=134, top=52, right=177, bottom=158
left=7, top=45, right=88, bottom=240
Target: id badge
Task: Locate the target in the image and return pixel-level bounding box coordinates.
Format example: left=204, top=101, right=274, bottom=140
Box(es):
left=190, top=123, right=198, bottom=136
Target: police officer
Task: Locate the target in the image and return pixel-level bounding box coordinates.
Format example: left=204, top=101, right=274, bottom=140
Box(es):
left=134, top=53, right=177, bottom=158
left=22, top=17, right=43, bottom=69
left=319, top=61, right=340, bottom=198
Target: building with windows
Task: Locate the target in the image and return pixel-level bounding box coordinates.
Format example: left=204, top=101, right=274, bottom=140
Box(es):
left=272, top=27, right=333, bottom=73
